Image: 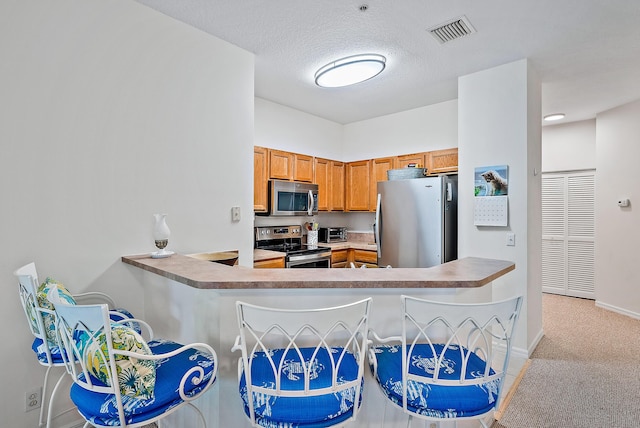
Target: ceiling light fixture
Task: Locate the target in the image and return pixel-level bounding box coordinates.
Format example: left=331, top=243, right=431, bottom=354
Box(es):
left=315, top=54, right=386, bottom=88
left=544, top=113, right=565, bottom=121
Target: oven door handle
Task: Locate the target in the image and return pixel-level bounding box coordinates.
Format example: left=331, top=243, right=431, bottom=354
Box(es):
left=287, top=251, right=332, bottom=263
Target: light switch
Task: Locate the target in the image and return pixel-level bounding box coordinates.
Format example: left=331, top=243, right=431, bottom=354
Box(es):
left=231, top=206, right=241, bottom=222
left=506, top=233, right=515, bottom=246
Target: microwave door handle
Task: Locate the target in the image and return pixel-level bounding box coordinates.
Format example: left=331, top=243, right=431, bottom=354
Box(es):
left=375, top=193, right=382, bottom=258
left=307, top=190, right=313, bottom=216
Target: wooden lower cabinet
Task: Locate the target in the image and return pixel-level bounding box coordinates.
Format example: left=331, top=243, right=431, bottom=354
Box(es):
left=253, top=257, right=285, bottom=268
left=331, top=249, right=349, bottom=268
left=346, top=248, right=378, bottom=268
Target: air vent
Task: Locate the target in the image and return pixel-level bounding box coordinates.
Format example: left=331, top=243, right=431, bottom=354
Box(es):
left=428, top=15, right=476, bottom=44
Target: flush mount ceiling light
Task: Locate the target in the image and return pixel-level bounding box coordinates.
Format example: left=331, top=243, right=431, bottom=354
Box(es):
left=544, top=113, right=565, bottom=121
left=315, top=54, right=386, bottom=88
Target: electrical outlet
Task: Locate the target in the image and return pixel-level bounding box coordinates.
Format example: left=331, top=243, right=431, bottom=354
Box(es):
left=506, top=232, right=516, bottom=246
left=25, top=387, right=41, bottom=412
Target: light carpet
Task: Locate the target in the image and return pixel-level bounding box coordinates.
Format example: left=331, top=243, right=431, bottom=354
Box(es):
left=493, top=293, right=640, bottom=428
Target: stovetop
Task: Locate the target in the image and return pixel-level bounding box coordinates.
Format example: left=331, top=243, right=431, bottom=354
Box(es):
left=257, top=242, right=330, bottom=256
left=255, top=225, right=330, bottom=256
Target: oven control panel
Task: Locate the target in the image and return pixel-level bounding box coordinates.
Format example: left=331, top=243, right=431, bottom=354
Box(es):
left=255, top=225, right=302, bottom=241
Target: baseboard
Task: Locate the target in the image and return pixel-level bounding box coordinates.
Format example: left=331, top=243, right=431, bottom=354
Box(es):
left=595, top=300, right=640, bottom=320
left=495, top=358, right=531, bottom=420
left=526, top=327, right=544, bottom=357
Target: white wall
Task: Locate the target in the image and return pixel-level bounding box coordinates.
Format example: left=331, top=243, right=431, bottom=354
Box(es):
left=0, top=1, right=254, bottom=426
left=542, top=120, right=596, bottom=172
left=595, top=100, right=640, bottom=317
left=458, top=60, right=543, bottom=355
left=255, top=98, right=344, bottom=159
left=342, top=100, right=458, bottom=162
left=255, top=97, right=458, bottom=163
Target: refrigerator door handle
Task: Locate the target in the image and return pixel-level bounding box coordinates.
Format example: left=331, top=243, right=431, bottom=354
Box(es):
left=375, top=193, right=382, bottom=258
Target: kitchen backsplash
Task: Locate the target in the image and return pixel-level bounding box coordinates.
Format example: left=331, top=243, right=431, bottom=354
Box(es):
left=346, top=231, right=375, bottom=243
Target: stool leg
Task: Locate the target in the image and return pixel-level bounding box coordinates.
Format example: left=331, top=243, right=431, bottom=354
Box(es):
left=187, top=402, right=207, bottom=428
left=39, top=366, right=53, bottom=427
left=46, top=371, right=71, bottom=428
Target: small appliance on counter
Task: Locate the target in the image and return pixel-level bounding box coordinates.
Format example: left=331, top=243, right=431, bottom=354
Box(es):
left=318, top=227, right=348, bottom=243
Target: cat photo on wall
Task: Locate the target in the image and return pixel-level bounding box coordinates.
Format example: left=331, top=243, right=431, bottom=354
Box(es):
left=474, top=165, right=509, bottom=196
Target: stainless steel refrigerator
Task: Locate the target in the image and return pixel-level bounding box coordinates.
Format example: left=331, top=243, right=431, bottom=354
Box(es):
left=375, top=175, right=457, bottom=268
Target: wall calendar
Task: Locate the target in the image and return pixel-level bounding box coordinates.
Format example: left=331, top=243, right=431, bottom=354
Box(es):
left=474, top=165, right=509, bottom=226
left=474, top=195, right=508, bottom=226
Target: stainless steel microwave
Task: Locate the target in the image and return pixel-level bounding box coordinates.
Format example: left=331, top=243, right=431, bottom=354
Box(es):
left=269, top=180, right=318, bottom=216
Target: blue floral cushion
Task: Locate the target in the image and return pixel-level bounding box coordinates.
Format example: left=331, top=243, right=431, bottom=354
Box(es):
left=78, top=324, right=156, bottom=399
left=32, top=337, right=65, bottom=364
left=370, top=344, right=500, bottom=418
left=70, top=338, right=216, bottom=426
left=240, top=346, right=362, bottom=427
left=37, top=277, right=76, bottom=345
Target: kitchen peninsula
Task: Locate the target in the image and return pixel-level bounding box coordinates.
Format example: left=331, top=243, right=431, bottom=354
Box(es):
left=122, top=254, right=514, bottom=289
left=121, top=254, right=515, bottom=428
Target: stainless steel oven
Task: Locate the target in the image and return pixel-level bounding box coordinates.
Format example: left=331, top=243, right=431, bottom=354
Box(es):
left=269, top=180, right=318, bottom=216
left=255, top=225, right=331, bottom=268
left=286, top=249, right=331, bottom=268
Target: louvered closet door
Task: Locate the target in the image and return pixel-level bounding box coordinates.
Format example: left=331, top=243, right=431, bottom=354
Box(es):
left=541, top=171, right=595, bottom=299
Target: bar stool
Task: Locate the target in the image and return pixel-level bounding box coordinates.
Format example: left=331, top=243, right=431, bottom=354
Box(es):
left=15, top=262, right=135, bottom=428
left=368, top=295, right=523, bottom=428
left=232, top=298, right=372, bottom=427
left=48, top=287, right=218, bottom=427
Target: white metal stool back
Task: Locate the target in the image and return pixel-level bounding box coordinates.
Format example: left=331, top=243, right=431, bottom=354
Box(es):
left=369, top=295, right=523, bottom=428
left=232, top=298, right=372, bottom=428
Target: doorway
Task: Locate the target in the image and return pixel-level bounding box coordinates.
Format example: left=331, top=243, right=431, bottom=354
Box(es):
left=541, top=170, right=595, bottom=299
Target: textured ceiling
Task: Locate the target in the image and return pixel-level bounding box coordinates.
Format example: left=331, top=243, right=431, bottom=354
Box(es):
left=135, top=0, right=640, bottom=125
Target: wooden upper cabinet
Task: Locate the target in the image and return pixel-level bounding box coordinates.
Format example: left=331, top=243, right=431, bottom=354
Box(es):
left=370, top=157, right=395, bottom=211
left=345, top=160, right=371, bottom=211
left=314, top=157, right=330, bottom=211
left=253, top=146, right=269, bottom=212
left=329, top=161, right=345, bottom=211
left=427, top=148, right=458, bottom=175
left=396, top=153, right=427, bottom=169
left=268, top=150, right=314, bottom=182
left=269, top=149, right=293, bottom=180
left=315, top=158, right=344, bottom=212
left=255, top=146, right=457, bottom=213
left=293, top=153, right=314, bottom=182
